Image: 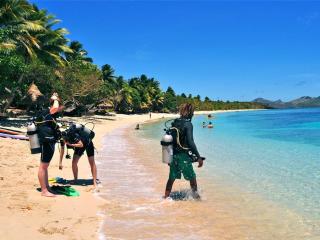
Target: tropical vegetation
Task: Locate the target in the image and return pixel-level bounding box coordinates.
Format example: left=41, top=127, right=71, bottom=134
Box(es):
left=0, top=0, right=266, bottom=115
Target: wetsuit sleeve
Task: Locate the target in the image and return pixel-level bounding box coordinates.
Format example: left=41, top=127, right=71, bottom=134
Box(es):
left=73, top=133, right=81, bottom=143
left=185, top=122, right=201, bottom=158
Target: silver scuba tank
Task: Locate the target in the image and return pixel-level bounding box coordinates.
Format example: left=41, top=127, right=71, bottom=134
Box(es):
left=160, top=132, right=173, bottom=164
left=27, top=123, right=41, bottom=154
left=75, top=123, right=92, bottom=136
left=75, top=123, right=83, bottom=130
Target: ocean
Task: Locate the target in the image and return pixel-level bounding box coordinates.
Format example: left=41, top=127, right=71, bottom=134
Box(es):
left=98, top=109, right=320, bottom=239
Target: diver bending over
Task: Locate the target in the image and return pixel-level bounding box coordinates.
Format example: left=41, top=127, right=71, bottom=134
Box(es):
left=164, top=103, right=204, bottom=199
left=60, top=124, right=98, bottom=189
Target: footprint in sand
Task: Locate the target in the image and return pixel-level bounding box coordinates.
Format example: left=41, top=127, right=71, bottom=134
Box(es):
left=20, top=205, right=32, bottom=211
left=38, top=226, right=67, bottom=235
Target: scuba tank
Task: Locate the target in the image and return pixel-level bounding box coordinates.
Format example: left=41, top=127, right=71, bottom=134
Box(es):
left=27, top=123, right=41, bottom=154
left=74, top=123, right=95, bottom=140
left=162, top=118, right=205, bottom=163
left=160, top=131, right=173, bottom=164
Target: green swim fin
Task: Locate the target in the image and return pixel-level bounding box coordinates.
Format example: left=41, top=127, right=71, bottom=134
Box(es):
left=51, top=185, right=80, bottom=197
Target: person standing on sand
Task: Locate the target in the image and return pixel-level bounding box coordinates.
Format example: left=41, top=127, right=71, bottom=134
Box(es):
left=164, top=103, right=204, bottom=199
left=38, top=92, right=64, bottom=197
left=60, top=124, right=98, bottom=189
left=149, top=111, right=152, bottom=119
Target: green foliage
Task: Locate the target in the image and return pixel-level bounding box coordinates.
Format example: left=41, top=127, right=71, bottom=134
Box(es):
left=163, top=87, right=177, bottom=112
left=0, top=0, right=267, bottom=114
left=0, top=52, right=27, bottom=106
left=66, top=41, right=93, bottom=63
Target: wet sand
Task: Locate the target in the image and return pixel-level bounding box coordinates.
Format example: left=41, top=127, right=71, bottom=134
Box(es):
left=98, top=123, right=316, bottom=240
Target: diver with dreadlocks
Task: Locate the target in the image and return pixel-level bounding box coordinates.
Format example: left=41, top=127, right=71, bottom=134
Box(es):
left=163, top=103, right=205, bottom=199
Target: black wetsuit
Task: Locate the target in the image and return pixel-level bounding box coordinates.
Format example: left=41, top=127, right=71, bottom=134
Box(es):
left=171, top=118, right=200, bottom=159
left=37, top=110, right=60, bottom=163
left=64, top=127, right=95, bottom=157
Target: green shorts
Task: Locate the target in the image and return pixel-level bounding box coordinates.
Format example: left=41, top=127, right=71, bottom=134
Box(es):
left=169, top=152, right=196, bottom=181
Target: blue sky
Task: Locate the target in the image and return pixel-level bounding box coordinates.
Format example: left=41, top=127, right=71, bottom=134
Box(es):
left=31, top=0, right=320, bottom=101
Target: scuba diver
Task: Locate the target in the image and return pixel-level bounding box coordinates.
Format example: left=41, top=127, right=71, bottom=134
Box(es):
left=163, top=103, right=205, bottom=199
left=202, top=122, right=207, bottom=128
left=37, top=92, right=64, bottom=197
left=60, top=123, right=98, bottom=189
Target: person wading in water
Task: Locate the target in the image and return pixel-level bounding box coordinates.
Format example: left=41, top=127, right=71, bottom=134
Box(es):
left=164, top=103, right=204, bottom=199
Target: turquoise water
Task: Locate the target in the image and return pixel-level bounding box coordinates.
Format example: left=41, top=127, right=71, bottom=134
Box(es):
left=142, top=109, right=320, bottom=224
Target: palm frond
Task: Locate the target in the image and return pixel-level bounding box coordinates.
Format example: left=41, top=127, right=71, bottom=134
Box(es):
left=47, top=51, right=66, bottom=66
left=59, top=45, right=73, bottom=53
left=54, top=28, right=69, bottom=36
left=0, top=42, right=16, bottom=51
left=21, top=40, right=36, bottom=59
left=22, top=20, right=45, bottom=31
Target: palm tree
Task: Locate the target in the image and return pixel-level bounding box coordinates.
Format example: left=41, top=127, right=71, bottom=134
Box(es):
left=0, top=1, right=72, bottom=112
left=101, top=64, right=115, bottom=83
left=66, top=41, right=93, bottom=63
left=0, top=1, right=44, bottom=55
left=0, top=0, right=34, bottom=22
left=100, top=76, right=123, bottom=111
left=27, top=5, right=72, bottom=65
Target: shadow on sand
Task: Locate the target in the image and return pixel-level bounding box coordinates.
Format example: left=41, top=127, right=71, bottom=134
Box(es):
left=66, top=178, right=94, bottom=186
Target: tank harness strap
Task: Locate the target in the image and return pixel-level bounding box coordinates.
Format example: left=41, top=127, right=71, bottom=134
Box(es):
left=170, top=127, right=189, bottom=150
left=34, top=119, right=57, bottom=125
left=34, top=113, right=57, bottom=125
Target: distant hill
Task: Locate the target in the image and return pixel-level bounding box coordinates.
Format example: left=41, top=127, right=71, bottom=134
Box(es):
left=252, top=96, right=320, bottom=109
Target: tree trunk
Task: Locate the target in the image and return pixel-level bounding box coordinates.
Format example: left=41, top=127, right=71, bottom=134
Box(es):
left=2, top=73, right=24, bottom=114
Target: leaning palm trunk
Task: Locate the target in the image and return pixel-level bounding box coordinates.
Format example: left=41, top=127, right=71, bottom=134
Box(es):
left=2, top=73, right=24, bottom=113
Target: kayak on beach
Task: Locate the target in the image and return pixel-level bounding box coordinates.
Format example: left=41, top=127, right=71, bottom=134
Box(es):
left=0, top=132, right=29, bottom=141
left=0, top=127, right=25, bottom=135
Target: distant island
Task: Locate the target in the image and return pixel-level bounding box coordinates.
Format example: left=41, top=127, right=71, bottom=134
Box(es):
left=253, top=96, right=320, bottom=109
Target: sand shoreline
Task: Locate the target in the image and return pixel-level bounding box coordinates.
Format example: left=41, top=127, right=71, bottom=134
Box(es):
left=0, top=109, right=263, bottom=239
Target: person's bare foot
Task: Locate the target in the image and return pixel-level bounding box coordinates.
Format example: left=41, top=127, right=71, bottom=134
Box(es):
left=86, top=186, right=99, bottom=193
left=192, top=191, right=201, bottom=200
left=46, top=186, right=55, bottom=193
left=41, top=190, right=56, bottom=197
